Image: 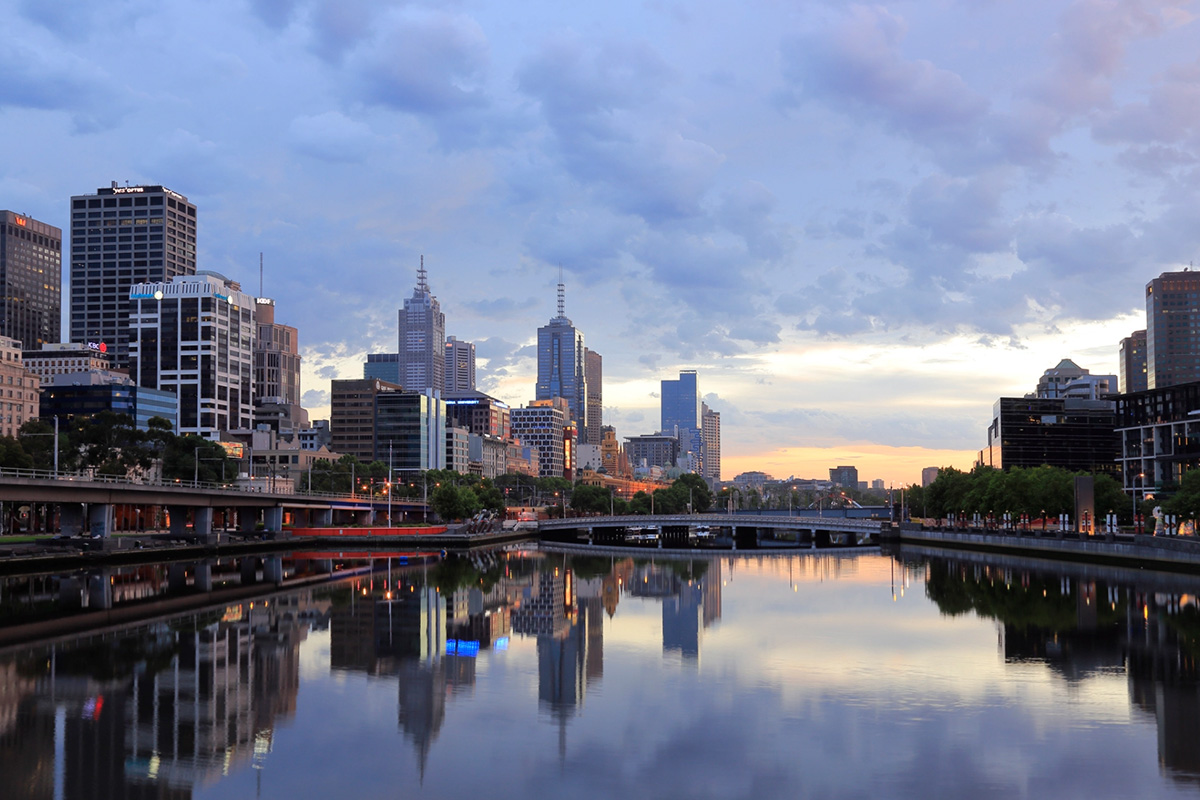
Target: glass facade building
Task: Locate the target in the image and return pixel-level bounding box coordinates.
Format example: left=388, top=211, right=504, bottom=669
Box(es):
left=40, top=384, right=179, bottom=431
left=0, top=211, right=61, bottom=350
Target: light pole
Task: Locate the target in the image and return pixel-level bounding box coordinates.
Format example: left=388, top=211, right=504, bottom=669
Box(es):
left=21, top=416, right=60, bottom=478
left=194, top=446, right=202, bottom=486
left=388, top=443, right=393, bottom=528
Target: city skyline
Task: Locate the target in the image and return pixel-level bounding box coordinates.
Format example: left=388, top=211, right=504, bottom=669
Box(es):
left=3, top=1, right=1198, bottom=484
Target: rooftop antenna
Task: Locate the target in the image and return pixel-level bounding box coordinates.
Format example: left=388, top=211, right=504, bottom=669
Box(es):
left=557, top=266, right=565, bottom=317
left=418, top=255, right=429, bottom=293
left=259, top=252, right=263, bottom=297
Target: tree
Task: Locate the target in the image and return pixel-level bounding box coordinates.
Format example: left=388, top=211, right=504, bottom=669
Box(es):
left=0, top=436, right=32, bottom=470
left=670, top=474, right=713, bottom=512
left=430, top=484, right=481, bottom=521
left=571, top=483, right=614, bottom=514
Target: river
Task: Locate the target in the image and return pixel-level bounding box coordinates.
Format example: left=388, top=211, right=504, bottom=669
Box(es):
left=1, top=544, right=1198, bottom=798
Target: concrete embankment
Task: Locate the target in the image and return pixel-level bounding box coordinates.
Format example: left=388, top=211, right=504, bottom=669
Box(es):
left=885, top=524, right=1200, bottom=573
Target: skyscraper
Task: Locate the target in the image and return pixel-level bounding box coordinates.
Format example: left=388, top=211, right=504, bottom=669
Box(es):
left=584, top=348, right=602, bottom=446
left=701, top=403, right=721, bottom=482
left=444, top=335, right=475, bottom=392
left=1120, top=329, right=1148, bottom=394
left=535, top=280, right=587, bottom=430
left=254, top=297, right=307, bottom=433
left=70, top=184, right=197, bottom=368
left=0, top=211, right=61, bottom=349
left=398, top=258, right=445, bottom=392
left=661, top=370, right=701, bottom=431
left=1146, top=270, right=1200, bottom=390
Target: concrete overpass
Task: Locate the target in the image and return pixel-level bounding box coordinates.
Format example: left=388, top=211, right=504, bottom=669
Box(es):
left=0, top=468, right=429, bottom=538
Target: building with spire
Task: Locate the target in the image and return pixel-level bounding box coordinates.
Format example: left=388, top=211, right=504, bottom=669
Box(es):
left=398, top=257, right=445, bottom=393
left=535, top=278, right=587, bottom=431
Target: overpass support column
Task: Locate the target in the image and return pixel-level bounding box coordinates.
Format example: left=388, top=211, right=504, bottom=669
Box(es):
left=193, top=507, right=214, bottom=538
left=168, top=506, right=189, bottom=537
left=263, top=557, right=284, bottom=585
left=240, top=510, right=259, bottom=534
left=88, top=504, right=114, bottom=539
left=314, top=559, right=333, bottom=574
left=355, top=509, right=372, bottom=526
left=59, top=577, right=83, bottom=607
left=587, top=527, right=593, bottom=545
left=315, top=508, right=333, bottom=527
left=263, top=507, right=284, bottom=533
left=731, top=526, right=737, bottom=550
left=60, top=504, right=85, bottom=537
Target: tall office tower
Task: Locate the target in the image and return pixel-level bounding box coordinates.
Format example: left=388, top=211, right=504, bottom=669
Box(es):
left=584, top=348, right=602, bottom=446
left=662, top=369, right=704, bottom=473
left=1035, top=359, right=1116, bottom=400
left=661, top=370, right=701, bottom=431
left=535, top=280, right=587, bottom=431
left=701, top=403, right=721, bottom=482
left=444, top=336, right=475, bottom=392
left=398, top=258, right=445, bottom=393
left=1120, top=329, right=1148, bottom=394
left=70, top=184, right=196, bottom=368
left=254, top=297, right=308, bottom=434
left=921, top=467, right=940, bottom=487
left=0, top=211, right=61, bottom=349
left=1146, top=270, right=1200, bottom=389
left=128, top=272, right=255, bottom=439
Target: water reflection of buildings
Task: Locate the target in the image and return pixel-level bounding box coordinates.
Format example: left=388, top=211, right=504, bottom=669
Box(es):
left=626, top=560, right=723, bottom=661
left=0, top=590, right=326, bottom=800
left=920, top=554, right=1200, bottom=787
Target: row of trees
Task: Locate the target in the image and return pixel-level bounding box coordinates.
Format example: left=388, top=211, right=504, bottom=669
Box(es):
left=570, top=474, right=713, bottom=516
left=904, top=465, right=1131, bottom=522
left=0, top=413, right=236, bottom=483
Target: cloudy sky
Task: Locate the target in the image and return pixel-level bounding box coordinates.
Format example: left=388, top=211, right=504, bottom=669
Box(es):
left=3, top=0, right=1198, bottom=486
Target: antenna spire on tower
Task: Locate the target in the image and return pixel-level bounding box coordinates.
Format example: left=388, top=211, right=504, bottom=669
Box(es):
left=417, top=255, right=429, bottom=293
left=557, top=266, right=565, bottom=317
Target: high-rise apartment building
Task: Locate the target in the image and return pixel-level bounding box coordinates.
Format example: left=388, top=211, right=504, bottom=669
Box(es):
left=128, top=272, right=255, bottom=439
left=701, top=403, right=721, bottom=482
left=511, top=401, right=567, bottom=479
left=1120, top=329, right=1148, bottom=394
left=1146, top=270, right=1200, bottom=390
left=70, top=184, right=196, bottom=368
left=444, top=336, right=475, bottom=392
left=584, top=348, right=602, bottom=446
left=0, top=211, right=61, bottom=350
left=398, top=259, right=445, bottom=393
left=536, top=281, right=587, bottom=430
left=254, top=297, right=307, bottom=434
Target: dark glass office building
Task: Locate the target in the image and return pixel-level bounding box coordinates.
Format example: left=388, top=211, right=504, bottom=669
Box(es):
left=41, top=384, right=179, bottom=431
left=981, top=397, right=1119, bottom=477
left=0, top=211, right=61, bottom=349
left=1146, top=270, right=1200, bottom=390
left=69, top=184, right=196, bottom=368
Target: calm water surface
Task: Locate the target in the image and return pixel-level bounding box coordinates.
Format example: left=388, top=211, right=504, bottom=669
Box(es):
left=3, top=545, right=1200, bottom=799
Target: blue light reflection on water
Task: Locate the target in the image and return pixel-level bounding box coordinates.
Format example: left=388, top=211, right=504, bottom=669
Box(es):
left=3, top=549, right=1198, bottom=798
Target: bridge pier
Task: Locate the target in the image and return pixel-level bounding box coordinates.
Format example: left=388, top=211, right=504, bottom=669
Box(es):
left=168, top=563, right=189, bottom=592
left=168, top=505, right=189, bottom=537
left=60, top=504, right=85, bottom=537
left=59, top=577, right=83, bottom=607
left=263, top=506, right=284, bottom=533
left=88, top=504, right=114, bottom=539
left=193, top=507, right=214, bottom=538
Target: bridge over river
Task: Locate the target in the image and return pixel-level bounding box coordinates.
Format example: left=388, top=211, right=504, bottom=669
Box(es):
left=0, top=468, right=429, bottom=539
left=538, top=513, right=888, bottom=549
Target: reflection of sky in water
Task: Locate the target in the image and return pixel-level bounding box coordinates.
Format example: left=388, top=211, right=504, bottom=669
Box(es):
left=158, top=552, right=1186, bottom=797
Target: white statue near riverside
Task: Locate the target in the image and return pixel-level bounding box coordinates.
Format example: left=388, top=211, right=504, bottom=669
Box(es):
left=1153, top=506, right=1164, bottom=535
